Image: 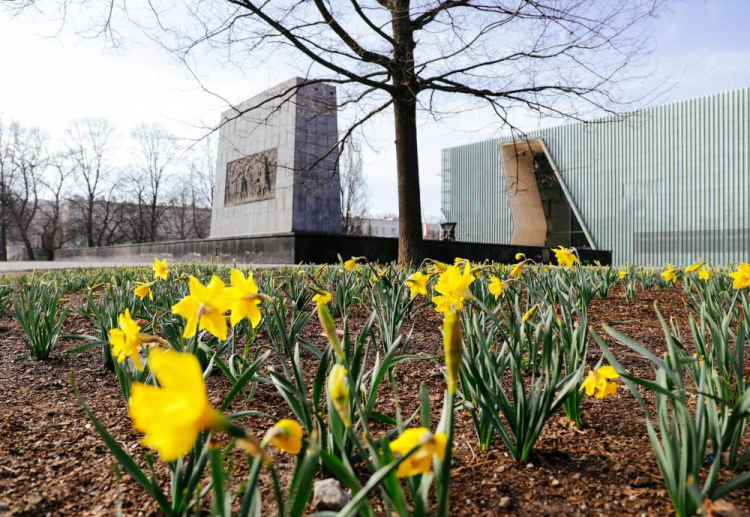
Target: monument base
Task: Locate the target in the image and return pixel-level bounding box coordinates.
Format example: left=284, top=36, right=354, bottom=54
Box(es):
left=54, top=232, right=612, bottom=265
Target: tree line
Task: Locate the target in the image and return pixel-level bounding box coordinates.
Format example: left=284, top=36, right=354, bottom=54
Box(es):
left=0, top=118, right=215, bottom=260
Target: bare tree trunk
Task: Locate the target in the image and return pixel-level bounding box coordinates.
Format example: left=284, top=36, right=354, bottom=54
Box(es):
left=393, top=96, right=424, bottom=265
left=392, top=1, right=423, bottom=265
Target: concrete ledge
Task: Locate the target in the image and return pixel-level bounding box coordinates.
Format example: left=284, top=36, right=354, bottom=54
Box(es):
left=55, top=232, right=612, bottom=266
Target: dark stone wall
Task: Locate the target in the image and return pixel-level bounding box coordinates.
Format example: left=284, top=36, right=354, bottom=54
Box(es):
left=56, top=232, right=612, bottom=266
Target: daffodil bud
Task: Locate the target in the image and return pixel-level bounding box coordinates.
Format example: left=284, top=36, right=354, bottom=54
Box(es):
left=328, top=364, right=351, bottom=428
left=317, top=301, right=345, bottom=360
left=443, top=311, right=463, bottom=394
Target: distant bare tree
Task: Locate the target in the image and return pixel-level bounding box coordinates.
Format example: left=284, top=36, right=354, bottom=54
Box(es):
left=3, top=122, right=47, bottom=259
left=187, top=137, right=215, bottom=238
left=64, top=118, right=118, bottom=248
left=130, top=123, right=179, bottom=242
left=0, top=118, right=13, bottom=261
left=339, top=139, right=369, bottom=235
left=39, top=155, right=72, bottom=258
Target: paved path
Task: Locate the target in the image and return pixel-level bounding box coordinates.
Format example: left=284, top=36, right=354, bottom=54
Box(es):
left=0, top=260, right=157, bottom=273
left=0, top=261, right=285, bottom=273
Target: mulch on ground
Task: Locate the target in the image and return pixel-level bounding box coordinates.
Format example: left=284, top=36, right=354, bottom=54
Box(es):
left=1, top=286, right=748, bottom=516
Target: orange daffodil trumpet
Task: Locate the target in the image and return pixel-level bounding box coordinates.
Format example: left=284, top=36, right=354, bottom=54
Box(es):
left=553, top=246, right=578, bottom=267
left=153, top=257, right=169, bottom=280
left=390, top=427, right=447, bottom=478
left=729, top=263, right=750, bottom=289
left=580, top=365, right=620, bottom=399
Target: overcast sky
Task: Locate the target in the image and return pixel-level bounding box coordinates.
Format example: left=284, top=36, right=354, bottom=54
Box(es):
left=1, top=0, right=749, bottom=218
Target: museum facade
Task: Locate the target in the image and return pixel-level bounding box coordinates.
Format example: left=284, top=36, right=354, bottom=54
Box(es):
left=441, top=87, right=750, bottom=265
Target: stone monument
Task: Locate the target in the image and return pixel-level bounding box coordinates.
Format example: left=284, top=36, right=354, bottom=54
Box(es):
left=210, top=78, right=342, bottom=238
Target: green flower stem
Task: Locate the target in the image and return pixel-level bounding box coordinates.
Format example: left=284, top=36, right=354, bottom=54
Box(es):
left=436, top=390, right=455, bottom=517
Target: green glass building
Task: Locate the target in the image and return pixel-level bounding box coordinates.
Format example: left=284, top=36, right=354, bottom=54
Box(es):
left=441, top=88, right=750, bottom=265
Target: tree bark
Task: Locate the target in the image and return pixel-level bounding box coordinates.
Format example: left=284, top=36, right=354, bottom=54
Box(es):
left=393, top=96, right=424, bottom=266
left=391, top=0, right=424, bottom=266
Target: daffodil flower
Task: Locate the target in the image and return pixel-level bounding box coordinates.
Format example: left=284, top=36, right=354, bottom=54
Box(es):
left=618, top=270, right=627, bottom=280
left=153, top=257, right=168, bottom=280
left=171, top=275, right=231, bottom=340
left=109, top=309, right=147, bottom=370
left=488, top=276, right=505, bottom=299
left=224, top=269, right=263, bottom=328
left=580, top=365, right=620, bottom=399
left=263, top=420, right=303, bottom=455
left=134, top=280, right=155, bottom=300
left=390, top=428, right=447, bottom=478
left=312, top=289, right=332, bottom=306
left=405, top=271, right=429, bottom=299
left=729, top=263, right=750, bottom=289
left=698, top=268, right=711, bottom=281
left=661, top=264, right=678, bottom=283
left=553, top=246, right=578, bottom=267
left=684, top=262, right=704, bottom=274
left=509, top=261, right=525, bottom=278
left=129, top=349, right=222, bottom=462
left=431, top=264, right=475, bottom=314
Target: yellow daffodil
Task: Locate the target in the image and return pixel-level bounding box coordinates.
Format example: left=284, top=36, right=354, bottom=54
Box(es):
left=225, top=269, right=263, bottom=328
left=328, top=364, right=350, bottom=428
left=729, top=263, right=750, bottom=289
left=553, top=246, right=578, bottom=267
left=580, top=365, right=619, bottom=399
left=427, top=260, right=448, bottom=275
left=514, top=253, right=526, bottom=261
left=698, top=268, right=711, bottom=281
left=171, top=276, right=230, bottom=340
left=344, top=258, right=358, bottom=271
left=153, top=258, right=168, bottom=280
left=129, top=349, right=221, bottom=462
left=661, top=264, right=678, bottom=283
left=618, top=270, right=627, bottom=280
left=509, top=261, right=525, bottom=278
left=443, top=311, right=463, bottom=394
left=263, top=420, right=303, bottom=455
left=390, top=428, right=447, bottom=478
left=684, top=262, right=704, bottom=274
left=109, top=309, right=146, bottom=370
left=313, top=290, right=332, bottom=306
left=431, top=264, right=475, bottom=314
left=134, top=280, right=154, bottom=300
left=522, top=304, right=539, bottom=322
left=405, top=271, right=429, bottom=299
left=488, top=276, right=505, bottom=299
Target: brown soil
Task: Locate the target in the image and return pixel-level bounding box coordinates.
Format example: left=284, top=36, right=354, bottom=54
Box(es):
left=1, top=286, right=748, bottom=516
